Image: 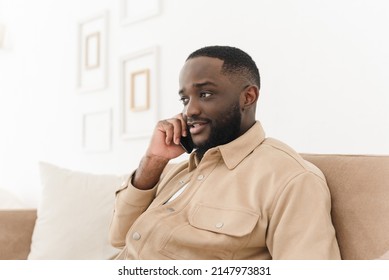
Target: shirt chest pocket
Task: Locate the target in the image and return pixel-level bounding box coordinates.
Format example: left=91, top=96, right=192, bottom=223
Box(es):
left=159, top=204, right=260, bottom=259
left=189, top=204, right=260, bottom=237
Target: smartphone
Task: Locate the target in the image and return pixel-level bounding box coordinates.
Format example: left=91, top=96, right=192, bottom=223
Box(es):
left=180, top=132, right=194, bottom=154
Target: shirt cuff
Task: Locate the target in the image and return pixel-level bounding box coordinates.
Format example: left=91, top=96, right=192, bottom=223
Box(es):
left=116, top=170, right=158, bottom=207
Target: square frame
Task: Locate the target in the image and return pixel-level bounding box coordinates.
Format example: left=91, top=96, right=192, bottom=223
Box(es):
left=120, top=0, right=160, bottom=26
left=120, top=46, right=159, bottom=139
left=77, top=11, right=108, bottom=93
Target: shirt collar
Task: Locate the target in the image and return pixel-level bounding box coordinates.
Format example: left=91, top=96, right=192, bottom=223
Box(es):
left=188, top=121, right=266, bottom=171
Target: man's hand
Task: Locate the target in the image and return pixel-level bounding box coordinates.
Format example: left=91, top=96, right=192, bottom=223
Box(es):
left=146, top=114, right=188, bottom=160
left=132, top=114, right=188, bottom=190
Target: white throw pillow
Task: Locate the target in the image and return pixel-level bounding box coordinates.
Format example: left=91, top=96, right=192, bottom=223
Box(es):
left=28, top=162, right=127, bottom=260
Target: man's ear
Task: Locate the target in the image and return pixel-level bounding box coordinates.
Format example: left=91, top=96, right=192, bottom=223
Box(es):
left=240, top=85, right=259, bottom=110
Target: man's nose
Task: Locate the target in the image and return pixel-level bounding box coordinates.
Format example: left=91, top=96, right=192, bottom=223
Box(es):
left=183, top=98, right=201, bottom=117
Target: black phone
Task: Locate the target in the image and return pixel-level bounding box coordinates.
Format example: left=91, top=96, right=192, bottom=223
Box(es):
left=180, top=133, right=194, bottom=154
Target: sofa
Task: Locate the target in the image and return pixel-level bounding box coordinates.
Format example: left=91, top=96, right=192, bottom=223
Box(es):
left=1, top=154, right=389, bottom=260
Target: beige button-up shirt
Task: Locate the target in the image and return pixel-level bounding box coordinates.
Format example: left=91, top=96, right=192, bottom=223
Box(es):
left=110, top=122, right=341, bottom=259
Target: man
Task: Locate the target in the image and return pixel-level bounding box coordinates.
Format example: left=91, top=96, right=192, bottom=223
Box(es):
left=109, top=46, right=341, bottom=260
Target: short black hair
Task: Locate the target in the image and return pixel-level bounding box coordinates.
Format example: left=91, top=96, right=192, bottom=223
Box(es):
left=186, top=46, right=260, bottom=89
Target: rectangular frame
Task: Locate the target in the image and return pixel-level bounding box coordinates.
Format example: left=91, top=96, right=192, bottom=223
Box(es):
left=85, top=32, right=100, bottom=70
left=130, top=68, right=150, bottom=112
left=120, top=0, right=160, bottom=26
left=0, top=23, right=5, bottom=48
left=120, top=46, right=158, bottom=139
left=77, top=11, right=108, bottom=93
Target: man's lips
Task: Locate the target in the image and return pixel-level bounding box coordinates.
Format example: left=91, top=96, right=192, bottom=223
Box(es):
left=187, top=120, right=210, bottom=135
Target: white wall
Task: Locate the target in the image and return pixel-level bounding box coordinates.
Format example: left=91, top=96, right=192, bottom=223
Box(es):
left=0, top=0, right=388, bottom=207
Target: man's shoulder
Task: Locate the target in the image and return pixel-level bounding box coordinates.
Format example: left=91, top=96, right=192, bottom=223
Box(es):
left=257, top=137, right=325, bottom=180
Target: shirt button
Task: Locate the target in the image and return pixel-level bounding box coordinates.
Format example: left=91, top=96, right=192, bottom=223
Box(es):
left=132, top=232, right=141, bottom=240
left=167, top=207, right=175, bottom=212
left=215, top=222, right=224, bottom=229
left=197, top=174, right=205, bottom=180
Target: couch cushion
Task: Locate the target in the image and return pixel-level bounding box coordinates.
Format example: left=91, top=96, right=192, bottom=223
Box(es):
left=0, top=210, right=36, bottom=260
left=302, top=154, right=389, bottom=260
left=28, top=162, right=127, bottom=260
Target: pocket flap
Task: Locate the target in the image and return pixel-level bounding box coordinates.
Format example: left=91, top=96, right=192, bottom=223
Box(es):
left=189, top=204, right=260, bottom=237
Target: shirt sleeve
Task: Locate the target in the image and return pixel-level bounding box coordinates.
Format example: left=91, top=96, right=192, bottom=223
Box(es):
left=266, top=171, right=341, bottom=259
left=109, top=171, right=158, bottom=248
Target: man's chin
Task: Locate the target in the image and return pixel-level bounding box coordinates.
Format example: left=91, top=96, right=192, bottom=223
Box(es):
left=192, top=134, right=210, bottom=148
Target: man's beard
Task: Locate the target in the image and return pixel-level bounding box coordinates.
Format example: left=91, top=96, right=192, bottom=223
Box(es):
left=194, top=103, right=241, bottom=158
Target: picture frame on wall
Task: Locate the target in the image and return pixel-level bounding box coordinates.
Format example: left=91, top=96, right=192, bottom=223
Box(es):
left=120, top=0, right=160, bottom=26
left=0, top=23, right=6, bottom=48
left=85, top=32, right=101, bottom=70
left=130, top=68, right=150, bottom=112
left=82, top=109, right=112, bottom=153
left=120, top=46, right=158, bottom=139
left=77, top=11, right=108, bottom=92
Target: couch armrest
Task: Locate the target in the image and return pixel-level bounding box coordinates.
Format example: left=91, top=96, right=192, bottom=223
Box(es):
left=0, top=209, right=37, bottom=260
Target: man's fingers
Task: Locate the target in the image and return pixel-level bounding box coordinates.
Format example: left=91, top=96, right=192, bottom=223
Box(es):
left=171, top=118, right=183, bottom=145
left=173, top=113, right=187, bottom=137
left=159, top=118, right=183, bottom=145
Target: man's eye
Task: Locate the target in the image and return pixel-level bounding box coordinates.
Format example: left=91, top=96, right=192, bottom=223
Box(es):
left=200, top=92, right=212, bottom=98
left=179, top=97, right=189, bottom=105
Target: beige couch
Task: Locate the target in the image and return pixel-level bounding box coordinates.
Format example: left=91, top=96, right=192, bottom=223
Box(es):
left=1, top=154, right=389, bottom=260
